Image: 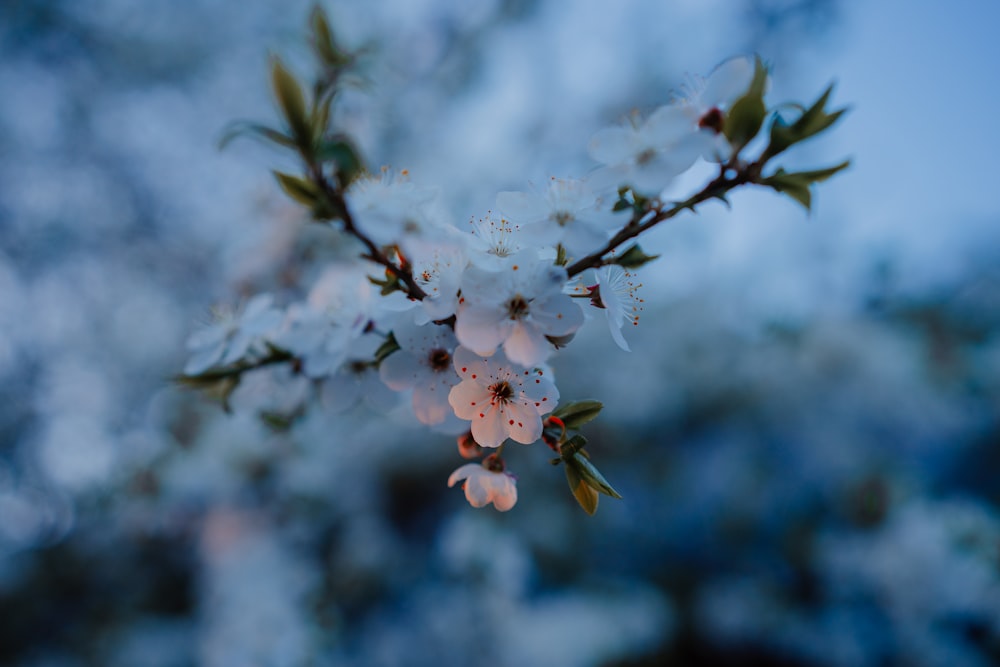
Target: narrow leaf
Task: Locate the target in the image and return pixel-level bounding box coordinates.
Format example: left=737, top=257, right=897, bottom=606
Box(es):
left=566, top=463, right=599, bottom=515
left=611, top=244, right=660, bottom=269
left=219, top=122, right=296, bottom=151
left=570, top=452, right=623, bottom=499
left=271, top=57, right=311, bottom=146
left=553, top=399, right=604, bottom=430
left=723, top=56, right=769, bottom=152
left=273, top=171, right=319, bottom=207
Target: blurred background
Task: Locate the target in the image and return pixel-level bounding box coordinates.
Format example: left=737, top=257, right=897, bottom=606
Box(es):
left=2, top=0, right=1000, bottom=665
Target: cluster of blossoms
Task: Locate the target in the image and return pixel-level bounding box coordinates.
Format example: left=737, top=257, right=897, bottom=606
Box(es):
left=183, top=9, right=847, bottom=513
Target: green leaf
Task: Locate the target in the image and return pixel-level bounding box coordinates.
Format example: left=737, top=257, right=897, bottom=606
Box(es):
left=611, top=244, right=660, bottom=269
left=555, top=244, right=568, bottom=267
left=760, top=160, right=850, bottom=212
left=310, top=6, right=351, bottom=68
left=271, top=57, right=311, bottom=147
left=373, top=332, right=400, bottom=364
left=723, top=55, right=769, bottom=153
left=793, top=160, right=851, bottom=184
left=568, top=452, right=623, bottom=499
left=218, top=121, right=296, bottom=151
left=560, top=434, right=588, bottom=456
left=553, top=400, right=604, bottom=430
left=566, top=463, right=599, bottom=515
left=317, top=136, right=365, bottom=188
left=766, top=84, right=849, bottom=159
left=273, top=171, right=319, bottom=207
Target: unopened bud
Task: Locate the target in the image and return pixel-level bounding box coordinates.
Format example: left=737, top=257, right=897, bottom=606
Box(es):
left=457, top=431, right=483, bottom=459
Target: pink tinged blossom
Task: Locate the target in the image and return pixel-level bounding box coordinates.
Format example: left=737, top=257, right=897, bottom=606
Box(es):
left=455, top=255, right=584, bottom=367
left=447, top=456, right=517, bottom=511
left=184, top=293, right=284, bottom=375
left=379, top=320, right=461, bottom=426
left=447, top=346, right=558, bottom=448
left=495, top=177, right=618, bottom=258
left=592, top=266, right=645, bottom=352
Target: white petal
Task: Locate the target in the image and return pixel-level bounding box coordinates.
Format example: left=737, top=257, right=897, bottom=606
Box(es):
left=588, top=126, right=636, bottom=166
left=455, top=306, right=510, bottom=357
left=412, top=380, right=454, bottom=425
left=488, top=475, right=518, bottom=511
left=644, top=104, right=695, bottom=144
left=502, top=402, right=543, bottom=444
left=496, top=190, right=548, bottom=223
left=452, top=345, right=491, bottom=380
left=471, top=405, right=507, bottom=448
left=379, top=350, right=424, bottom=390
left=447, top=463, right=478, bottom=487
left=503, top=322, right=551, bottom=367
left=448, top=379, right=491, bottom=420
left=531, top=294, right=584, bottom=337
left=701, top=56, right=754, bottom=109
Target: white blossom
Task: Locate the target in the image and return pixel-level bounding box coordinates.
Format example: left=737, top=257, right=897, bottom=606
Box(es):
left=496, top=177, right=618, bottom=259
left=448, top=457, right=517, bottom=511
left=455, top=253, right=583, bottom=367
left=447, top=346, right=558, bottom=447
left=674, top=56, right=759, bottom=160
left=184, top=293, right=283, bottom=375
left=592, top=266, right=644, bottom=352
left=588, top=105, right=710, bottom=194
left=379, top=320, right=462, bottom=426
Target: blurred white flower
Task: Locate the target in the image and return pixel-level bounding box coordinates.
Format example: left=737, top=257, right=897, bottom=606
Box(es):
left=448, top=346, right=558, bottom=447
left=496, top=177, right=618, bottom=258
left=184, top=293, right=283, bottom=375
left=345, top=167, right=437, bottom=248
left=674, top=56, right=758, bottom=160
left=448, top=456, right=517, bottom=511
left=455, top=253, right=583, bottom=366
left=379, top=319, right=461, bottom=426
left=588, top=105, right=709, bottom=194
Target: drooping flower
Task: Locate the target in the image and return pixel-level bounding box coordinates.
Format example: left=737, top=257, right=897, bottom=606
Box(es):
left=588, top=105, right=710, bottom=194
left=184, top=293, right=284, bottom=375
left=590, top=265, right=644, bottom=352
left=495, top=177, right=618, bottom=259
left=448, top=455, right=517, bottom=511
left=447, top=346, right=558, bottom=448
left=455, top=253, right=583, bottom=367
left=379, top=319, right=461, bottom=426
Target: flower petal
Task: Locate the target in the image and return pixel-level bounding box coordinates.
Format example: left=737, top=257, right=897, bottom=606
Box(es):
left=448, top=379, right=492, bottom=420
left=471, top=404, right=507, bottom=448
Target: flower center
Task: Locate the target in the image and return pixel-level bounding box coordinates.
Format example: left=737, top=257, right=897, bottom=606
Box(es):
left=550, top=211, right=573, bottom=227
left=506, top=295, right=530, bottom=320
left=483, top=453, right=505, bottom=473
left=489, top=380, right=513, bottom=403
left=428, top=348, right=451, bottom=372
left=698, top=107, right=725, bottom=134
left=635, top=148, right=656, bottom=166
